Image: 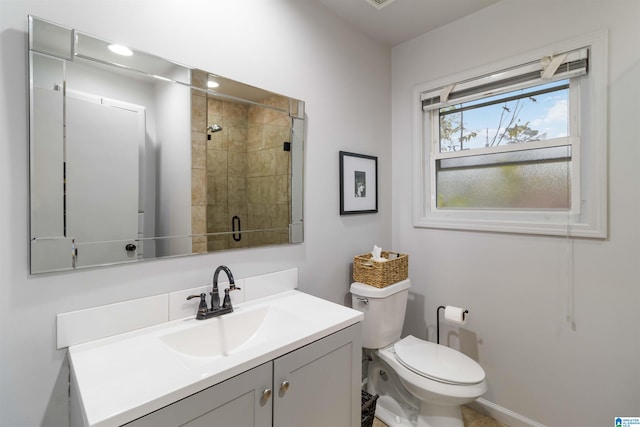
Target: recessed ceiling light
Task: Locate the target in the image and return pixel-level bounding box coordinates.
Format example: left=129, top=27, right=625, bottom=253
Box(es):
left=207, top=80, right=219, bottom=89
left=108, top=44, right=133, bottom=56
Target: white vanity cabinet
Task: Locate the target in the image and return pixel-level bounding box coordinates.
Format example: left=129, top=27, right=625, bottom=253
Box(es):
left=125, top=362, right=273, bottom=427
left=273, top=323, right=361, bottom=427
left=67, top=290, right=364, bottom=427
left=124, top=324, right=361, bottom=427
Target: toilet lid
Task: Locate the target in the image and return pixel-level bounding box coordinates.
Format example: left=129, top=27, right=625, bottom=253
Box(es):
left=394, top=335, right=485, bottom=385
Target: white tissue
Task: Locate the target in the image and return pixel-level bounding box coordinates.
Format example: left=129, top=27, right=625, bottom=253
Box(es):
left=371, top=245, right=382, bottom=258
left=444, top=306, right=467, bottom=325
left=370, top=245, right=386, bottom=262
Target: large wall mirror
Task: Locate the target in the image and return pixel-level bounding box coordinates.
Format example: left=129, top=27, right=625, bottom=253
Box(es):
left=28, top=16, right=305, bottom=274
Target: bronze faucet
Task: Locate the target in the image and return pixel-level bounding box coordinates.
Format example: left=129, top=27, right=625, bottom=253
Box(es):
left=187, top=265, right=241, bottom=320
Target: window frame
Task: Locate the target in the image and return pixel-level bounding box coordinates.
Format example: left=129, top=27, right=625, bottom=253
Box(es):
left=412, top=32, right=608, bottom=238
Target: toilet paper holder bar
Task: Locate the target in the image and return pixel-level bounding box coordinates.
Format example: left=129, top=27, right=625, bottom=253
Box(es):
left=436, top=305, right=468, bottom=345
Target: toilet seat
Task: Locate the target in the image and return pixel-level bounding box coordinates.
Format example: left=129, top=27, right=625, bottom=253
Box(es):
left=393, top=335, right=485, bottom=385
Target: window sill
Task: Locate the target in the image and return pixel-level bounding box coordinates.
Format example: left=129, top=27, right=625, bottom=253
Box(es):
left=413, top=211, right=606, bottom=238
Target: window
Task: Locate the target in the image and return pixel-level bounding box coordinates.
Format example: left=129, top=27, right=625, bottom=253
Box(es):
left=435, top=80, right=573, bottom=210
left=412, top=33, right=608, bottom=237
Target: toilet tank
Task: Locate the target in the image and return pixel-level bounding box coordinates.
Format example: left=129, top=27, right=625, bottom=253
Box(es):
left=350, top=279, right=410, bottom=349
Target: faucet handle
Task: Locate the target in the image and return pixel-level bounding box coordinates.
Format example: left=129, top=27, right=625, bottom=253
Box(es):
left=222, top=288, right=233, bottom=309
left=187, top=293, right=208, bottom=317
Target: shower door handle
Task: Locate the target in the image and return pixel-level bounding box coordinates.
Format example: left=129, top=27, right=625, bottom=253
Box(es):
left=232, top=216, right=241, bottom=242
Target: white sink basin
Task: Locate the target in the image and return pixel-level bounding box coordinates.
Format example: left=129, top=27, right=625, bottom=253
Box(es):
left=68, top=290, right=363, bottom=427
left=159, top=306, right=271, bottom=358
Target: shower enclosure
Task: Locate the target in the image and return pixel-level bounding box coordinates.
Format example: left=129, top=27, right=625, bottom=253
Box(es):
left=191, top=72, right=294, bottom=252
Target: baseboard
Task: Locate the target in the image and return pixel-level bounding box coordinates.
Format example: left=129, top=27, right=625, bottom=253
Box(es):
left=467, top=398, right=547, bottom=427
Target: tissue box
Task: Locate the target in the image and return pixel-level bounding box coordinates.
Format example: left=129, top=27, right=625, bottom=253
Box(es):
left=353, top=251, right=408, bottom=288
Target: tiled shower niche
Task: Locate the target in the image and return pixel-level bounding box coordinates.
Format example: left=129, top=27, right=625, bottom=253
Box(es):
left=191, top=85, right=291, bottom=253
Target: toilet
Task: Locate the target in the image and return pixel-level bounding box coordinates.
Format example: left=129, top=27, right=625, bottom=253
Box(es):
left=350, top=279, right=487, bottom=427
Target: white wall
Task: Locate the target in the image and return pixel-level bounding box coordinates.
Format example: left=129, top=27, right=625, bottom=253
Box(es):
left=0, top=1, right=391, bottom=425
left=392, top=1, right=640, bottom=426
left=155, top=79, right=192, bottom=257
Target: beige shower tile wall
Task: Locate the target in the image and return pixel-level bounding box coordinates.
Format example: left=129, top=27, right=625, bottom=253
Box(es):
left=191, top=90, right=292, bottom=253
left=203, top=98, right=225, bottom=251
left=191, top=87, right=208, bottom=253
left=206, top=99, right=250, bottom=251
left=246, top=95, right=291, bottom=247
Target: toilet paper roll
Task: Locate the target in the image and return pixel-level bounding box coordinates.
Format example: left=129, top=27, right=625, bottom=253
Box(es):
left=444, top=306, right=468, bottom=325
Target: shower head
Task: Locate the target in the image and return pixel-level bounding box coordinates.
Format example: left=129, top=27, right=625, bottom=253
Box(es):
left=207, top=124, right=223, bottom=133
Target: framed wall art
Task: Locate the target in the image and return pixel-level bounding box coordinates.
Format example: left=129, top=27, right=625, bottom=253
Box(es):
left=339, top=151, right=378, bottom=215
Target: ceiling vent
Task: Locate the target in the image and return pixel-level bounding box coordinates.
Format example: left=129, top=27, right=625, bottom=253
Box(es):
left=365, top=0, right=397, bottom=10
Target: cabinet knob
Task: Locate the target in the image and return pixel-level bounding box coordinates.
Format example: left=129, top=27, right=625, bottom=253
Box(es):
left=280, top=380, right=290, bottom=392
left=261, top=388, right=272, bottom=402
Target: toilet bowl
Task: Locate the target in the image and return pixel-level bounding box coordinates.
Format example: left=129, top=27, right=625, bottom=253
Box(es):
left=373, top=338, right=487, bottom=427
left=351, top=280, right=487, bottom=427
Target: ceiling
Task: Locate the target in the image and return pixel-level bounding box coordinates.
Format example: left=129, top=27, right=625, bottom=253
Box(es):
left=316, top=0, right=501, bottom=47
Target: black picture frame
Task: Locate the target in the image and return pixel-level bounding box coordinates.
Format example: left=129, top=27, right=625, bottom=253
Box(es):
left=339, top=151, right=378, bottom=215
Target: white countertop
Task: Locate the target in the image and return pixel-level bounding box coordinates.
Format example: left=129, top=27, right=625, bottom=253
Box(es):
left=68, top=290, right=363, bottom=427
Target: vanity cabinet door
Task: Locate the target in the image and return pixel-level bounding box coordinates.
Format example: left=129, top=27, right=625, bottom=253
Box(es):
left=272, top=324, right=361, bottom=427
left=125, top=362, right=272, bottom=427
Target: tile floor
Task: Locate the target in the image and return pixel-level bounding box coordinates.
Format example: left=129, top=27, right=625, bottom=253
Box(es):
left=372, top=405, right=508, bottom=427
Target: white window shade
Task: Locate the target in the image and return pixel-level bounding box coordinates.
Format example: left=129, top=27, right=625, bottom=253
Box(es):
left=421, top=47, right=588, bottom=111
